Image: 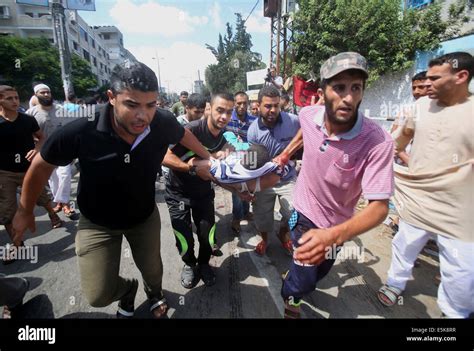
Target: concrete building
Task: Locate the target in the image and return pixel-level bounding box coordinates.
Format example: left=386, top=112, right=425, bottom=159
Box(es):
left=0, top=0, right=135, bottom=87
left=92, top=25, right=136, bottom=69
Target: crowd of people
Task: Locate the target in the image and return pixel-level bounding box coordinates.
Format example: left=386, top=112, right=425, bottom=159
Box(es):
left=0, top=50, right=472, bottom=320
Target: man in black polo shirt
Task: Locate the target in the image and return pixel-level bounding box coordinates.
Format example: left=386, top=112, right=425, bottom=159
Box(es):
left=12, top=62, right=212, bottom=319
left=163, top=93, right=235, bottom=289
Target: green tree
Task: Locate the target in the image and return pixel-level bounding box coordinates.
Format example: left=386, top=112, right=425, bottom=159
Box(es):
left=291, top=0, right=471, bottom=83
left=0, top=36, right=98, bottom=101
left=205, top=13, right=265, bottom=93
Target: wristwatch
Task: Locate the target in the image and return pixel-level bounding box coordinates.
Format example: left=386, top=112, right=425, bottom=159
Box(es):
left=188, top=165, right=197, bottom=176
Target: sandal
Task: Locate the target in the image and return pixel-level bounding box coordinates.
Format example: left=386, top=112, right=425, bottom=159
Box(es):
left=52, top=203, right=63, bottom=213
left=62, top=206, right=77, bottom=218
left=255, top=240, right=267, bottom=256
left=377, top=284, right=403, bottom=306
left=49, top=213, right=63, bottom=229
left=150, top=296, right=168, bottom=319
left=284, top=299, right=301, bottom=319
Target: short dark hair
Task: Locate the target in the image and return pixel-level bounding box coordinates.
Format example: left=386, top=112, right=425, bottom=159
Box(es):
left=429, top=52, right=474, bottom=83
left=258, top=85, right=280, bottom=103
left=180, top=91, right=189, bottom=97
left=110, top=61, right=158, bottom=94
left=185, top=93, right=207, bottom=109
left=412, top=71, right=427, bottom=82
left=320, top=69, right=367, bottom=91
left=0, top=85, right=17, bottom=99
left=67, top=93, right=77, bottom=101
left=241, top=144, right=271, bottom=170
left=234, top=91, right=248, bottom=99
left=281, top=93, right=290, bottom=103
left=211, top=92, right=234, bottom=105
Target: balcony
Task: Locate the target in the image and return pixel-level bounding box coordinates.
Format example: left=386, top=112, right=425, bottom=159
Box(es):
left=17, top=14, right=52, bottom=29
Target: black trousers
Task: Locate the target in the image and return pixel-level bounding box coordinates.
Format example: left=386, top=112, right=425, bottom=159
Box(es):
left=165, top=190, right=216, bottom=266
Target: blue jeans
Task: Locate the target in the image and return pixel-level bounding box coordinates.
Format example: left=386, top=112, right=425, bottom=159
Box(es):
left=232, top=193, right=250, bottom=220
left=281, top=211, right=338, bottom=303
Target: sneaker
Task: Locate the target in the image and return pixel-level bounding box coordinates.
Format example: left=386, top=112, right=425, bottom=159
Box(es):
left=116, top=278, right=139, bottom=319
left=181, top=264, right=200, bottom=289
left=199, top=263, right=216, bottom=287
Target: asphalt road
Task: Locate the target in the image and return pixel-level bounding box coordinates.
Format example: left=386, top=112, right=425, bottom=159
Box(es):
left=0, top=174, right=441, bottom=319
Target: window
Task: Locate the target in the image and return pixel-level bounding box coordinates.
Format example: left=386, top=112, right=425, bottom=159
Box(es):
left=80, top=27, right=88, bottom=42
left=25, top=12, right=34, bottom=18
left=91, top=38, right=95, bottom=48
left=102, top=33, right=110, bottom=40
left=92, top=57, right=97, bottom=67
left=83, top=49, right=90, bottom=61
left=38, top=13, right=50, bottom=18
left=73, top=41, right=79, bottom=51
left=120, top=38, right=123, bottom=46
left=0, top=6, right=11, bottom=18
left=405, top=0, right=433, bottom=9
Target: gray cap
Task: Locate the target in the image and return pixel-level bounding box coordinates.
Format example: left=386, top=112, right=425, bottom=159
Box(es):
left=320, top=52, right=368, bottom=80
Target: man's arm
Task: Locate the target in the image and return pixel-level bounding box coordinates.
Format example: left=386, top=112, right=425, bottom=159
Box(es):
left=273, top=128, right=303, bottom=167
left=392, top=115, right=415, bottom=155
left=12, top=154, right=56, bottom=245
left=272, top=76, right=283, bottom=90
left=294, top=199, right=389, bottom=265
left=179, top=128, right=212, bottom=160
left=26, top=129, right=45, bottom=162
left=396, top=150, right=410, bottom=165
left=162, top=149, right=215, bottom=181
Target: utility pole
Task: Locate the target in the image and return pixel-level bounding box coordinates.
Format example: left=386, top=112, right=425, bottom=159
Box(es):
left=153, top=52, right=163, bottom=95
left=265, top=0, right=295, bottom=78
left=52, top=0, right=74, bottom=100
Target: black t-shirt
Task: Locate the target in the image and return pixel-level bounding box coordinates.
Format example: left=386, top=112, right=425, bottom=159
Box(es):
left=0, top=113, right=40, bottom=173
left=167, top=118, right=227, bottom=199
left=41, top=103, right=185, bottom=229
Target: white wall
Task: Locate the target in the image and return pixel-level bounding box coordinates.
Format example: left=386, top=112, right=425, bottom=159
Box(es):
left=360, top=66, right=417, bottom=120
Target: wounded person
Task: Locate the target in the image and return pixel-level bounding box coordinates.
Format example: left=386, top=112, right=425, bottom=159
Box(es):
left=188, top=144, right=292, bottom=195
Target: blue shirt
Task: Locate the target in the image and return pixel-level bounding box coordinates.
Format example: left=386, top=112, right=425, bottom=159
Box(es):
left=247, top=112, right=300, bottom=180
left=225, top=110, right=257, bottom=143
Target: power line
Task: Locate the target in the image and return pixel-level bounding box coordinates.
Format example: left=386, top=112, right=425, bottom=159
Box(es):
left=244, top=0, right=260, bottom=24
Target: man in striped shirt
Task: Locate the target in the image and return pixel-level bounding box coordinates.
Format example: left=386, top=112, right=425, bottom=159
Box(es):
left=276, top=52, right=394, bottom=318
left=225, top=91, right=257, bottom=234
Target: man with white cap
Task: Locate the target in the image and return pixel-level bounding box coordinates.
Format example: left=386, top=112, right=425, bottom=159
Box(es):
left=26, top=84, right=77, bottom=218
left=276, top=52, right=394, bottom=318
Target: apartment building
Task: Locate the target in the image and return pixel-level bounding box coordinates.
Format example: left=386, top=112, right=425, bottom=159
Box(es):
left=0, top=0, right=135, bottom=86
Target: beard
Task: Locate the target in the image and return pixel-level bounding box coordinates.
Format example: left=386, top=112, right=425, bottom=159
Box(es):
left=324, top=100, right=361, bottom=126
left=37, top=95, right=53, bottom=107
